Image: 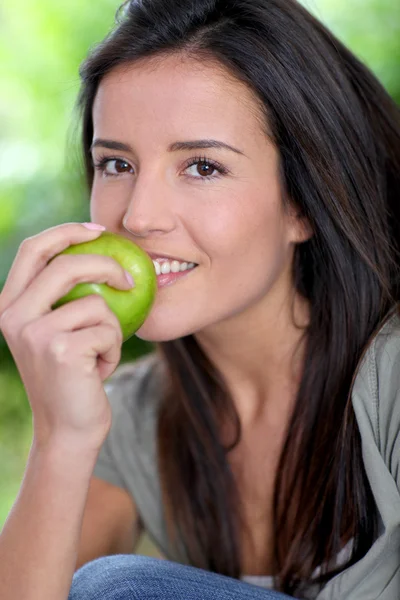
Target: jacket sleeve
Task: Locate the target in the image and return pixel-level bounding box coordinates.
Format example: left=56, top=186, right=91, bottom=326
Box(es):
left=374, top=318, right=400, bottom=488
left=92, top=353, right=160, bottom=491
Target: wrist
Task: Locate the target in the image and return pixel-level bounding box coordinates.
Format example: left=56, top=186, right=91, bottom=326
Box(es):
left=32, top=422, right=110, bottom=457
left=31, top=433, right=104, bottom=464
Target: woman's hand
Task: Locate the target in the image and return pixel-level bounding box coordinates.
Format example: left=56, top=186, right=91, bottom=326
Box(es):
left=0, top=222, right=134, bottom=450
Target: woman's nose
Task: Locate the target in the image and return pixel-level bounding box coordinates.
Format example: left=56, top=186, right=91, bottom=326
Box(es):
left=122, top=180, right=177, bottom=238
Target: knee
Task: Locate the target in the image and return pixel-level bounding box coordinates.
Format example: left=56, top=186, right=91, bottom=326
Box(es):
left=68, top=555, right=165, bottom=600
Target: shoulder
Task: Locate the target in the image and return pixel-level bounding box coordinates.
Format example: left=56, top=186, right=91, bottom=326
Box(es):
left=352, top=308, right=400, bottom=445
left=105, top=351, right=163, bottom=390
left=93, top=351, right=166, bottom=497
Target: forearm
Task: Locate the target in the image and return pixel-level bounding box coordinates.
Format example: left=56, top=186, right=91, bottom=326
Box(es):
left=0, top=438, right=99, bottom=600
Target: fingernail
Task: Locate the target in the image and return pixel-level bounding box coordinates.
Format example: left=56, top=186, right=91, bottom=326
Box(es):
left=125, top=271, right=135, bottom=287
left=82, top=222, right=106, bottom=231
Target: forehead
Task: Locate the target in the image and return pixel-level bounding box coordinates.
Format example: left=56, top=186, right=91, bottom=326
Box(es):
left=93, top=53, right=268, bottom=142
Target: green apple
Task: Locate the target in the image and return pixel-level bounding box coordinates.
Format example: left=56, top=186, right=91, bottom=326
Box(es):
left=50, top=232, right=157, bottom=342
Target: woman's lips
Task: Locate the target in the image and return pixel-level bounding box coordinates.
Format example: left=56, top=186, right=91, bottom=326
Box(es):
left=156, top=265, right=198, bottom=288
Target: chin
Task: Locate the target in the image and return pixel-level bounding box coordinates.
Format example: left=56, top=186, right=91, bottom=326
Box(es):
left=134, top=318, right=194, bottom=343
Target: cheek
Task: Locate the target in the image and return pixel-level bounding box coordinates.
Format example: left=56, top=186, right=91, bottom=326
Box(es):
left=189, top=193, right=288, bottom=270
left=90, top=184, right=127, bottom=224
left=136, top=198, right=291, bottom=341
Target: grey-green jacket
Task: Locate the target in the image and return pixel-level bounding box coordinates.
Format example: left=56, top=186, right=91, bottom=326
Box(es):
left=93, top=311, right=400, bottom=599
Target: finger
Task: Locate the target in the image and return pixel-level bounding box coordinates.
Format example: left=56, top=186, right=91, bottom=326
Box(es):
left=0, top=223, right=106, bottom=313
left=51, top=324, right=122, bottom=381
left=26, top=295, right=123, bottom=348
left=6, top=253, right=133, bottom=326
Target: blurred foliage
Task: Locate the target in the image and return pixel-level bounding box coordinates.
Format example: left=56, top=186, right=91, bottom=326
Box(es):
left=0, top=0, right=399, bottom=525
left=305, top=0, right=400, bottom=103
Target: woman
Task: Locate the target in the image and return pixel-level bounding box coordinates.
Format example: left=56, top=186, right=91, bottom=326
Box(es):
left=0, top=0, right=399, bottom=598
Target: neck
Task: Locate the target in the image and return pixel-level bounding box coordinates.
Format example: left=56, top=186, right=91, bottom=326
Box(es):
left=195, top=289, right=310, bottom=428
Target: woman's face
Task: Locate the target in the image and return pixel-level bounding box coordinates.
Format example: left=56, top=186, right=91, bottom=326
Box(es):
left=90, top=54, right=309, bottom=342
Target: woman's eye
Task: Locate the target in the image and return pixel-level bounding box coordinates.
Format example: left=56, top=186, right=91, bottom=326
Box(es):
left=184, top=158, right=228, bottom=180
left=186, top=161, right=217, bottom=177
left=93, top=155, right=229, bottom=181
left=94, top=157, right=134, bottom=177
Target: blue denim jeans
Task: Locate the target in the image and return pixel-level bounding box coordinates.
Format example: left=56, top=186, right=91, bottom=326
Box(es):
left=68, top=555, right=295, bottom=599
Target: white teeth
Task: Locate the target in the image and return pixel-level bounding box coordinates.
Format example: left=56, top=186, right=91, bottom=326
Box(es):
left=152, top=259, right=197, bottom=275
left=171, top=260, right=181, bottom=273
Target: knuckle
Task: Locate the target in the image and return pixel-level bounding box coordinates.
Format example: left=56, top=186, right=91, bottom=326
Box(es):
left=89, top=297, right=122, bottom=341
left=97, top=254, right=120, bottom=271
left=18, top=235, right=38, bottom=256
left=94, top=254, right=117, bottom=273
left=19, top=236, right=33, bottom=251
left=20, top=322, right=39, bottom=347
left=106, top=309, right=122, bottom=334
left=49, top=254, right=80, bottom=283
left=108, top=324, right=122, bottom=352
left=47, top=334, right=70, bottom=362
left=19, top=233, right=53, bottom=267
left=113, top=321, right=123, bottom=344
left=51, top=253, right=69, bottom=268
left=87, top=294, right=108, bottom=311
left=0, top=307, right=15, bottom=333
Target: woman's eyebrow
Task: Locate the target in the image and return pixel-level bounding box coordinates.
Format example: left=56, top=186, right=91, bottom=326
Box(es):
left=169, top=139, right=246, bottom=156
left=90, top=139, right=132, bottom=153
left=90, top=138, right=247, bottom=156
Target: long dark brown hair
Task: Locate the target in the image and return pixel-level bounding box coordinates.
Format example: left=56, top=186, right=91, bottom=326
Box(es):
left=76, top=0, right=400, bottom=596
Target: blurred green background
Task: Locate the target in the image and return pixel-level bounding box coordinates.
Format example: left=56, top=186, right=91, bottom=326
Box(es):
left=0, top=0, right=399, bottom=554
